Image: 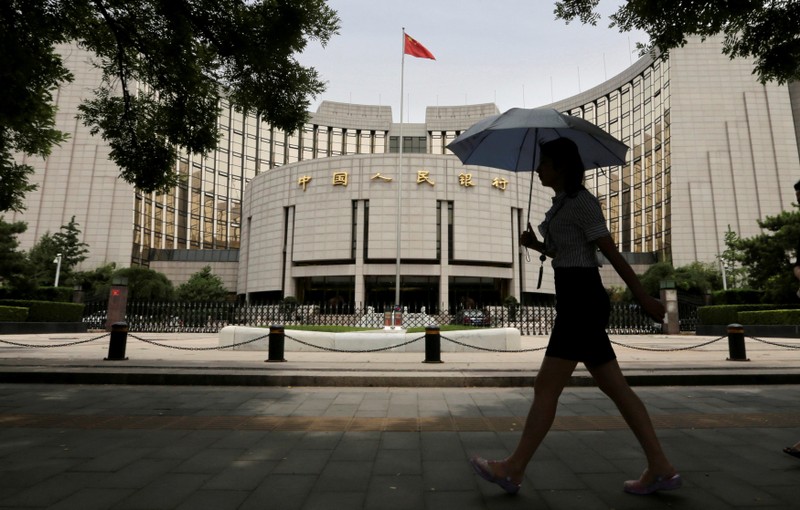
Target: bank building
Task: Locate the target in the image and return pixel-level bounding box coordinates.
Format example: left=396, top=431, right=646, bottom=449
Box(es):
left=11, top=36, right=800, bottom=311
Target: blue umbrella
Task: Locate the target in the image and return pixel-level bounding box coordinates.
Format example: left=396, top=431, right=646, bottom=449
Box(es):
left=446, top=107, right=628, bottom=172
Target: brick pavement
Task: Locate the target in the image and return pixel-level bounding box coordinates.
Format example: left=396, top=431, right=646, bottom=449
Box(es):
left=1, top=384, right=799, bottom=509
left=0, top=331, right=799, bottom=509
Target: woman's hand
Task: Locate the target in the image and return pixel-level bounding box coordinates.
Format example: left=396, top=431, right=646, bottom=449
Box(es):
left=520, top=223, right=545, bottom=252
left=520, top=228, right=538, bottom=249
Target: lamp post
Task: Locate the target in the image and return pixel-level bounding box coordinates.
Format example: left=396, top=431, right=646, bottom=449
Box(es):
left=53, top=253, right=62, bottom=287
left=720, top=259, right=732, bottom=290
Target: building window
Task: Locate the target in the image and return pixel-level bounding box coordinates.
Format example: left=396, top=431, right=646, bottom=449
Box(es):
left=388, top=136, right=427, bottom=153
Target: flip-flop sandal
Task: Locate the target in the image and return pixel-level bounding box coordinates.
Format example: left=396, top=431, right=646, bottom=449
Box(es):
left=783, top=446, right=800, bottom=459
left=469, top=456, right=521, bottom=495
left=623, top=473, right=682, bottom=495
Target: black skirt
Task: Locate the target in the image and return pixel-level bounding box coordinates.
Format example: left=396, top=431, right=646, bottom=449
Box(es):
left=546, top=267, right=616, bottom=367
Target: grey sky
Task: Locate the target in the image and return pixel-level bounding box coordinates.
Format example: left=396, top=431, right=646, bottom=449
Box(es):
left=299, top=0, right=646, bottom=123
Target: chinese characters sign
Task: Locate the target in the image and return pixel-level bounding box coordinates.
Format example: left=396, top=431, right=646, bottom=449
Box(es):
left=297, top=170, right=510, bottom=191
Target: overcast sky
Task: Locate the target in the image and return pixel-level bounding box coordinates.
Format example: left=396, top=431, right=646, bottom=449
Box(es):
left=299, top=0, right=647, bottom=123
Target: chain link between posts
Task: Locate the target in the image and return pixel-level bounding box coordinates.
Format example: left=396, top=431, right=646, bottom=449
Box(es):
left=610, top=335, right=727, bottom=352
left=2, top=331, right=799, bottom=354
left=0, top=333, right=111, bottom=348
left=283, top=333, right=425, bottom=353
left=128, top=332, right=271, bottom=351
left=747, top=335, right=800, bottom=349
left=440, top=334, right=548, bottom=353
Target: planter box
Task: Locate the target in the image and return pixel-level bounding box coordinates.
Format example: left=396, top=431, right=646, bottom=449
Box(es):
left=0, top=322, right=88, bottom=334
left=696, top=324, right=800, bottom=338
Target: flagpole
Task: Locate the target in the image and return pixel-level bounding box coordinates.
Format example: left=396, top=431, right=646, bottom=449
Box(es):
left=395, top=28, right=406, bottom=308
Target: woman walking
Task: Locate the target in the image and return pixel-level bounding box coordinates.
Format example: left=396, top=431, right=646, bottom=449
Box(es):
left=470, top=137, right=680, bottom=496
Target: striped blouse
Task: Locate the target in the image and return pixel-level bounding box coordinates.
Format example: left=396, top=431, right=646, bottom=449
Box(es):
left=537, top=188, right=610, bottom=268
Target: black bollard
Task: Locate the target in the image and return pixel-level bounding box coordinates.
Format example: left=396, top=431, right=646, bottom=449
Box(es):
left=105, top=322, right=129, bottom=361
left=266, top=325, right=287, bottom=362
left=726, top=323, right=749, bottom=361
left=423, top=326, right=443, bottom=363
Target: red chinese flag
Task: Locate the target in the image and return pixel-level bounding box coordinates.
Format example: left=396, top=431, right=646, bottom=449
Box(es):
left=404, top=33, right=435, bottom=60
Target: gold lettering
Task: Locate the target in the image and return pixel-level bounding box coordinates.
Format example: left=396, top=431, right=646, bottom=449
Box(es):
left=332, top=172, right=349, bottom=186
left=417, top=170, right=435, bottom=186
left=298, top=175, right=312, bottom=191
left=492, top=177, right=509, bottom=191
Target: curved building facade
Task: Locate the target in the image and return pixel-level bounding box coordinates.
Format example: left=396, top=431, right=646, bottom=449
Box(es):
left=12, top=37, right=800, bottom=306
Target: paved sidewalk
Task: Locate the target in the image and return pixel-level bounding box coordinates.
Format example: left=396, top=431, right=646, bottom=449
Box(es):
left=1, top=331, right=799, bottom=509
left=0, top=331, right=799, bottom=386
left=1, top=383, right=799, bottom=509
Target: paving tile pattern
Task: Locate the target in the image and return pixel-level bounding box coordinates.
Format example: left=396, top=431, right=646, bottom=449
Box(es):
left=1, top=384, right=799, bottom=509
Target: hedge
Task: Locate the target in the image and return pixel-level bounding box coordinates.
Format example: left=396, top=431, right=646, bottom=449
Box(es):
left=0, top=306, right=28, bottom=322
left=698, top=304, right=800, bottom=325
left=710, top=289, right=765, bottom=305
left=0, top=300, right=84, bottom=322
left=738, top=309, right=800, bottom=325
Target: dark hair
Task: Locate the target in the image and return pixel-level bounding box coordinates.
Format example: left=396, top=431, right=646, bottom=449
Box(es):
left=794, top=179, right=800, bottom=191
left=540, top=138, right=585, bottom=196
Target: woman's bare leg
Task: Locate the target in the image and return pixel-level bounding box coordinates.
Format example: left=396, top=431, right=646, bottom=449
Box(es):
left=587, top=359, right=676, bottom=482
left=484, top=356, right=578, bottom=483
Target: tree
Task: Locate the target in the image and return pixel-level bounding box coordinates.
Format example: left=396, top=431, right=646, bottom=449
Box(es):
left=26, top=216, right=90, bottom=286
left=176, top=266, right=229, bottom=302
left=112, top=266, right=175, bottom=302
left=27, top=232, right=61, bottom=286
left=719, top=225, right=748, bottom=290
left=673, top=261, right=721, bottom=295
left=635, top=260, right=721, bottom=299
left=72, top=262, right=117, bottom=301
left=0, top=2, right=72, bottom=212
left=51, top=216, right=89, bottom=273
left=0, top=218, right=33, bottom=295
left=637, top=260, right=674, bottom=297
left=554, top=1, right=800, bottom=84
left=732, top=208, right=800, bottom=303
left=1, top=0, right=340, bottom=206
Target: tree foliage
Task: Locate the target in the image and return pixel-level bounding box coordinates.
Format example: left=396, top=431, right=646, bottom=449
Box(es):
left=0, top=218, right=32, bottom=294
left=554, top=1, right=800, bottom=84
left=72, top=262, right=117, bottom=301
left=26, top=216, right=90, bottom=286
left=112, top=266, right=175, bottom=302
left=52, top=216, right=89, bottom=271
left=636, top=260, right=721, bottom=299
left=731, top=208, right=800, bottom=303
left=176, top=266, right=229, bottom=302
left=0, top=1, right=73, bottom=212
left=27, top=232, right=61, bottom=286
left=1, top=0, right=340, bottom=205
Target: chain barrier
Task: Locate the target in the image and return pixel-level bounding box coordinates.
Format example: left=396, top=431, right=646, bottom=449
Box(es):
left=0, top=333, right=110, bottom=348
left=282, top=333, right=425, bottom=353
left=746, top=335, right=800, bottom=350
left=440, top=334, right=547, bottom=353
left=610, top=335, right=727, bottom=352
left=127, top=332, right=270, bottom=351
left=4, top=331, right=798, bottom=355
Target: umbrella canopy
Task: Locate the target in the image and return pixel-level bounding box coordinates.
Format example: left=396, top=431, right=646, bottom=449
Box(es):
left=446, top=107, right=628, bottom=172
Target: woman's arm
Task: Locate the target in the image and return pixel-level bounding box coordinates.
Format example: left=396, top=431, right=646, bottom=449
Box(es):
left=595, top=235, right=665, bottom=322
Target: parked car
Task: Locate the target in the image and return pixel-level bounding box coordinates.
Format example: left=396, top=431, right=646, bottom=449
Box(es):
left=451, top=309, right=491, bottom=327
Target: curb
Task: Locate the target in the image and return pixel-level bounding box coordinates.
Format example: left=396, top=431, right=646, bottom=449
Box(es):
left=2, top=367, right=800, bottom=388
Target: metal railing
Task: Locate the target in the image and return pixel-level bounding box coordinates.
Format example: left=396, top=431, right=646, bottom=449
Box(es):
left=81, top=300, right=667, bottom=335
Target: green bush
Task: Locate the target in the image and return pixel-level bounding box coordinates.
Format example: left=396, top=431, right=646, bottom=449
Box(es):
left=710, top=289, right=765, bottom=305
left=738, top=309, right=800, bottom=325
left=0, top=306, right=28, bottom=322
left=698, top=304, right=800, bottom=325
left=0, top=300, right=84, bottom=322
left=31, top=286, right=75, bottom=302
